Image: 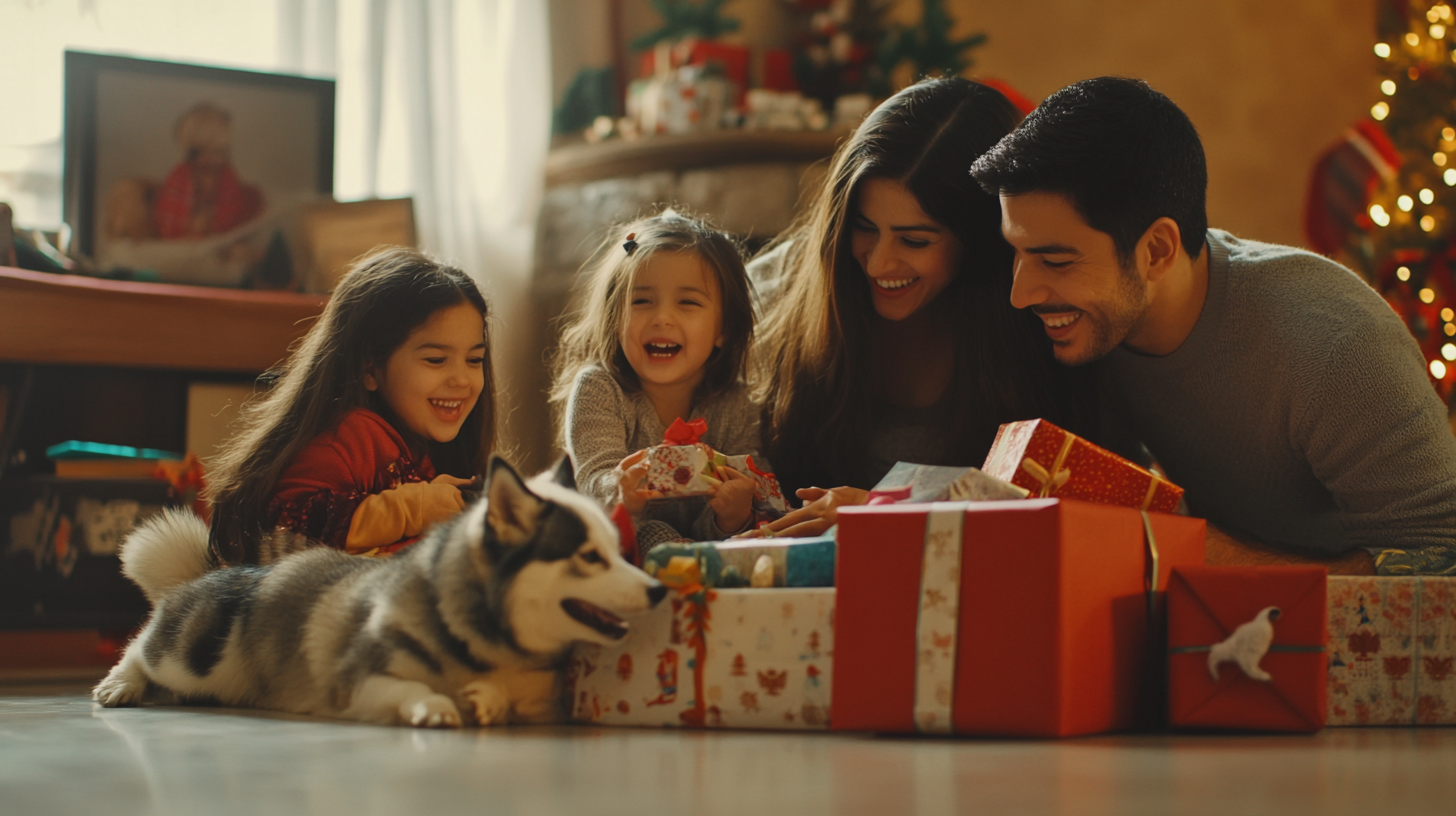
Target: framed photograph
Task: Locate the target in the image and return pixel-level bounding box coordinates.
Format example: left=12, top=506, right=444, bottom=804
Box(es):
left=63, top=51, right=334, bottom=286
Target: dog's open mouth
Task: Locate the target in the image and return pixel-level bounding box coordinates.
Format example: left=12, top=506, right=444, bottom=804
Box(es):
left=561, top=598, right=628, bottom=640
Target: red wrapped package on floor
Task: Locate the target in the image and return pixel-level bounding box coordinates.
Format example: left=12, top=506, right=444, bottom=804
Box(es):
left=833, top=499, right=1205, bottom=737
left=1167, top=565, right=1328, bottom=732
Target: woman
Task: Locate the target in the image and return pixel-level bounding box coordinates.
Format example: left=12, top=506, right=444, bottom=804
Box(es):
left=750, top=78, right=1095, bottom=536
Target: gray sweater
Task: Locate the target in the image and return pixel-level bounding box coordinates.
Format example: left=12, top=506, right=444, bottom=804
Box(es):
left=563, top=365, right=768, bottom=546
left=1100, top=230, right=1456, bottom=556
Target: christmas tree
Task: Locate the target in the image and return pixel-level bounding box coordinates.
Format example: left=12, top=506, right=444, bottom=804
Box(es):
left=1356, top=0, right=1456, bottom=392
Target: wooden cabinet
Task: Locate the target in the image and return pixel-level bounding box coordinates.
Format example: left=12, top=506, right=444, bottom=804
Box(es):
left=0, top=266, right=327, bottom=372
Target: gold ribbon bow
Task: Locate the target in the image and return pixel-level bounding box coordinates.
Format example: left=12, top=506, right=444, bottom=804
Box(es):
left=1020, top=433, right=1076, bottom=497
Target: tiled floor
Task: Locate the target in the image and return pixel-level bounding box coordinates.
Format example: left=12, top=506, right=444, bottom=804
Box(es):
left=3, top=683, right=1455, bottom=816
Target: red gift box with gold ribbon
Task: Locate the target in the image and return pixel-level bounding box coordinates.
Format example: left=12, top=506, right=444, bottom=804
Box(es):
left=982, top=419, right=1183, bottom=513
left=832, top=499, right=1206, bottom=737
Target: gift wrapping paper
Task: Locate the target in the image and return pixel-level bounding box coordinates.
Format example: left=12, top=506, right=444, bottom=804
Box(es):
left=1167, top=566, right=1328, bottom=732
left=643, top=536, right=835, bottom=588
left=834, top=499, right=1206, bottom=737
left=1326, top=576, right=1456, bottom=726
left=643, top=446, right=789, bottom=519
left=982, top=418, right=1183, bottom=513
left=568, top=587, right=835, bottom=730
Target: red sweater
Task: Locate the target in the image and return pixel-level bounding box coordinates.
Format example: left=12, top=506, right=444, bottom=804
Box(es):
left=268, top=408, right=436, bottom=551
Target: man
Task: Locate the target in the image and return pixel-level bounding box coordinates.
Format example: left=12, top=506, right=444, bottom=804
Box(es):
left=969, top=76, right=1456, bottom=574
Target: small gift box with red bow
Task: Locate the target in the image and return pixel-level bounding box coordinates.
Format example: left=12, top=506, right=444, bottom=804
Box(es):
left=568, top=556, right=834, bottom=730
left=832, top=499, right=1206, bottom=737
left=982, top=418, right=1183, bottom=513
left=1167, top=566, right=1328, bottom=732
left=1326, top=576, right=1456, bottom=726
left=642, top=418, right=790, bottom=519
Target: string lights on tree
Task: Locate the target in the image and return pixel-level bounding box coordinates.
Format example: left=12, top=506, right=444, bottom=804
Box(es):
left=1359, top=1, right=1456, bottom=391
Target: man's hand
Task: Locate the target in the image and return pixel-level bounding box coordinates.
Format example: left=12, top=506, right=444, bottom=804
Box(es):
left=735, top=486, right=869, bottom=539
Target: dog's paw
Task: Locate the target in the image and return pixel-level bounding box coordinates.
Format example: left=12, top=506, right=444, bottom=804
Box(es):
left=402, top=694, right=462, bottom=728
left=512, top=695, right=562, bottom=724
left=461, top=680, right=511, bottom=726
left=92, top=665, right=147, bottom=707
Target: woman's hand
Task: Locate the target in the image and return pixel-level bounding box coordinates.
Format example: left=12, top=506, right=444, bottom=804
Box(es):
left=709, top=465, right=756, bottom=534
left=735, top=486, right=869, bottom=538
left=613, top=450, right=662, bottom=516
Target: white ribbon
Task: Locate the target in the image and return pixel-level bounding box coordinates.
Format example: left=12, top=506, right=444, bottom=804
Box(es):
left=914, top=502, right=969, bottom=734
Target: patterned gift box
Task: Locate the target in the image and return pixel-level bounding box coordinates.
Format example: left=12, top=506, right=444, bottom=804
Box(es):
left=641, top=418, right=789, bottom=519
left=834, top=499, right=1206, bottom=737
left=982, top=418, right=1183, bottom=513
left=568, top=575, right=834, bottom=730
left=1326, top=576, right=1456, bottom=726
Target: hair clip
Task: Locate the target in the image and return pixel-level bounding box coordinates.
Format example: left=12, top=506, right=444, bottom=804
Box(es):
left=623, top=233, right=638, bottom=255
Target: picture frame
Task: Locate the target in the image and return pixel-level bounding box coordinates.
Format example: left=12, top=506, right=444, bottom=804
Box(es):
left=63, top=51, right=335, bottom=285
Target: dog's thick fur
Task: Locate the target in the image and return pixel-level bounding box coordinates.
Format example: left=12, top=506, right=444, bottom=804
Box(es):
left=93, top=458, right=666, bottom=727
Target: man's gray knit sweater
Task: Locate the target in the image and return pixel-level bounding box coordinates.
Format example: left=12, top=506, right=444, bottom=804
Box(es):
left=564, top=365, right=767, bottom=547
left=1100, top=230, right=1456, bottom=555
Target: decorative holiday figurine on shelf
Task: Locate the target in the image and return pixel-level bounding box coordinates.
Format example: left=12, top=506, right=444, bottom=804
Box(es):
left=783, top=0, right=893, bottom=109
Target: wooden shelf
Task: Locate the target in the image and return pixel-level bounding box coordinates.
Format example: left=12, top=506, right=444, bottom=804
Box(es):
left=545, top=129, right=845, bottom=186
left=0, top=266, right=327, bottom=373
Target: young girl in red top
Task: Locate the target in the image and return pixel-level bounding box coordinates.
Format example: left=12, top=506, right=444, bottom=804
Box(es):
left=206, top=247, right=495, bottom=564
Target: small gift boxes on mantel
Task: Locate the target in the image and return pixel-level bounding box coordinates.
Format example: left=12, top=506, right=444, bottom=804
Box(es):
left=833, top=498, right=1206, bottom=737
left=1167, top=566, right=1328, bottom=732
left=982, top=418, right=1183, bottom=513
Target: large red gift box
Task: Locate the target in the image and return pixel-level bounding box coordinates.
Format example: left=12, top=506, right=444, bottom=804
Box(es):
left=833, top=499, right=1205, bottom=737
left=982, top=418, right=1183, bottom=513
left=1167, top=566, right=1327, bottom=732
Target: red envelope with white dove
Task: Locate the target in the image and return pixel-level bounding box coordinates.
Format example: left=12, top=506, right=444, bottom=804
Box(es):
left=1167, top=566, right=1328, bottom=732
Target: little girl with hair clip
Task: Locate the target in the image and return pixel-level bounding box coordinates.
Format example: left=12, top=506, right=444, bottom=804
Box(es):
left=552, top=210, right=764, bottom=551
left=206, top=246, right=495, bottom=564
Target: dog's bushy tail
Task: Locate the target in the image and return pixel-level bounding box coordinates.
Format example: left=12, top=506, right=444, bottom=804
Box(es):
left=120, top=509, right=213, bottom=604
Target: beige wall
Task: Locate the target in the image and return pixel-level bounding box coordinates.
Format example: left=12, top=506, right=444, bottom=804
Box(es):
left=551, top=0, right=1377, bottom=249
left=929, top=0, right=1376, bottom=247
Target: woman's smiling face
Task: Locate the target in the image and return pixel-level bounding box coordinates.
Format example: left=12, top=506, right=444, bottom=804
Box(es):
left=850, top=177, right=963, bottom=321
left=365, top=302, right=486, bottom=442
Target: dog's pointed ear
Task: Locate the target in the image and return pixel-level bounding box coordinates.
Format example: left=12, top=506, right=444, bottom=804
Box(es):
left=550, top=455, right=577, bottom=491
left=485, top=457, right=544, bottom=546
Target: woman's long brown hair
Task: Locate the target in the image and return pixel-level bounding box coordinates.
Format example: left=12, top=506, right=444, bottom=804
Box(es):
left=755, top=78, right=1096, bottom=494
left=206, top=247, right=496, bottom=564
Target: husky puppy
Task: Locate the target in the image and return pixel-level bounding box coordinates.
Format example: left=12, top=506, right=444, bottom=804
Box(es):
left=93, top=457, right=666, bottom=727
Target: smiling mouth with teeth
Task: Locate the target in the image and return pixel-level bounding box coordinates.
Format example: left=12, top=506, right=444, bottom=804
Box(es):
left=874, top=277, right=917, bottom=291
left=1040, top=312, right=1082, bottom=329
left=430, top=398, right=465, bottom=410
left=645, top=342, right=681, bottom=359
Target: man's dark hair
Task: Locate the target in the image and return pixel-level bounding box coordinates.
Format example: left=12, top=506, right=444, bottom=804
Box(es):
left=969, top=76, right=1207, bottom=264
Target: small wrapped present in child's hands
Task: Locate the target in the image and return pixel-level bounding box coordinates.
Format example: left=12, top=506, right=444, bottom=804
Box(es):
left=643, top=418, right=789, bottom=519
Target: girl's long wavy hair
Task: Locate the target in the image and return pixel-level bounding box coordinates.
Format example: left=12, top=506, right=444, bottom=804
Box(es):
left=755, top=77, right=1096, bottom=493
left=206, top=246, right=496, bottom=564
left=549, top=209, right=755, bottom=411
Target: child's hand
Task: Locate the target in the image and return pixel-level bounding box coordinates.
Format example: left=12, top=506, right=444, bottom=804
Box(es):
left=614, top=450, right=662, bottom=516
left=710, top=465, right=756, bottom=535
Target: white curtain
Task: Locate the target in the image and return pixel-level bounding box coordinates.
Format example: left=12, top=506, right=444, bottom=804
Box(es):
left=281, top=0, right=553, bottom=465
